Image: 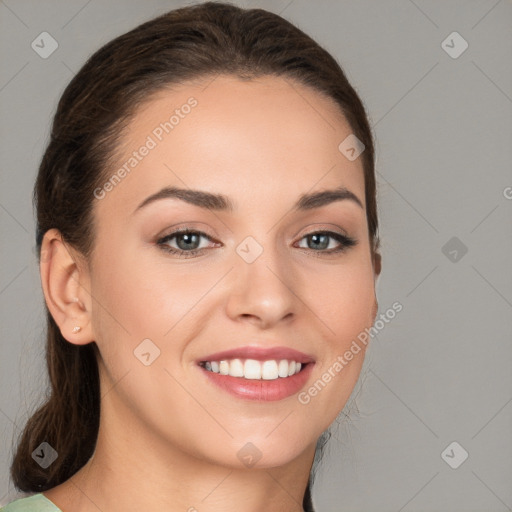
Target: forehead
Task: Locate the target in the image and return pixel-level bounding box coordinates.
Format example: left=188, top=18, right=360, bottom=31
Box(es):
left=96, top=74, right=366, bottom=216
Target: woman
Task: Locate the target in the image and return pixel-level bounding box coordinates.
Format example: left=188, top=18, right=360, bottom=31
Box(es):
left=3, top=2, right=381, bottom=511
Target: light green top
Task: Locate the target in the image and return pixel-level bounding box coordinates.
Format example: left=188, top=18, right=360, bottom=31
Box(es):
left=1, top=494, right=61, bottom=512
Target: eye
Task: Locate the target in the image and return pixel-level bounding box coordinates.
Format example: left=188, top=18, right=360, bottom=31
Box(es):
left=156, top=229, right=217, bottom=258
left=295, top=231, right=357, bottom=254
left=156, top=228, right=357, bottom=259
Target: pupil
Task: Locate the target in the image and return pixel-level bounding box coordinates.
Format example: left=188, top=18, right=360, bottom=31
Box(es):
left=310, top=234, right=328, bottom=250
left=178, top=233, right=198, bottom=250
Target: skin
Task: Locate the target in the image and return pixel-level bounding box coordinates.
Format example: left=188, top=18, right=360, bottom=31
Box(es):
left=40, top=75, right=381, bottom=512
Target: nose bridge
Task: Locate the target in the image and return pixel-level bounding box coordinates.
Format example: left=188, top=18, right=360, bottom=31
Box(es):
left=226, top=233, right=297, bottom=325
left=235, top=233, right=289, bottom=281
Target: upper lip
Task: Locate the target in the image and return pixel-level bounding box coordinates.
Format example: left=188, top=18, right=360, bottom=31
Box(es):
left=197, top=346, right=315, bottom=364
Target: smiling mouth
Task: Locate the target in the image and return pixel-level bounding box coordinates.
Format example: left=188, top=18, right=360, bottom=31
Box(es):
left=198, top=358, right=308, bottom=380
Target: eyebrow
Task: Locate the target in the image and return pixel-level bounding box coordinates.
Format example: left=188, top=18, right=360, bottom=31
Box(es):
left=133, top=184, right=364, bottom=214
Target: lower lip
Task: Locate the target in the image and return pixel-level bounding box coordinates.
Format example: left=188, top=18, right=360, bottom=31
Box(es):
left=198, top=363, right=314, bottom=401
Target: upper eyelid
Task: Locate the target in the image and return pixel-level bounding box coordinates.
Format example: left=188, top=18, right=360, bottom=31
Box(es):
left=155, top=218, right=354, bottom=238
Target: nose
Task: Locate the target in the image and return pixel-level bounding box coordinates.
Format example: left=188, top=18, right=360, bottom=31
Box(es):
left=225, top=242, right=297, bottom=329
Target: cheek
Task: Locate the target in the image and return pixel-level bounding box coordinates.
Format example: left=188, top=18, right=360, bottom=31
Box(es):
left=306, top=257, right=376, bottom=338
left=90, top=243, right=179, bottom=332
left=299, top=259, right=375, bottom=417
left=88, top=241, right=219, bottom=370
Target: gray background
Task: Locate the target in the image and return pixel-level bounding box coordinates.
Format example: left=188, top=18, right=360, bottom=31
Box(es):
left=1, top=0, right=511, bottom=510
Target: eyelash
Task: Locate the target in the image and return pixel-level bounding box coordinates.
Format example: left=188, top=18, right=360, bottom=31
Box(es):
left=156, top=228, right=357, bottom=259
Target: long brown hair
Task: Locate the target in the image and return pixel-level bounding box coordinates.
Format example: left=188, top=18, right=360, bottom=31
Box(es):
left=11, top=3, right=380, bottom=510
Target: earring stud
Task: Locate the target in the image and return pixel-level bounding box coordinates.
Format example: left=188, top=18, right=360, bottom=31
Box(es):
left=72, top=326, right=82, bottom=333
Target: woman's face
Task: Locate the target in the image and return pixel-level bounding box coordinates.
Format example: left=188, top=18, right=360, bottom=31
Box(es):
left=85, top=75, right=378, bottom=469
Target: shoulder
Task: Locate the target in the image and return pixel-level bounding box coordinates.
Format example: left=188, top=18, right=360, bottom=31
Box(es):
left=0, top=494, right=62, bottom=512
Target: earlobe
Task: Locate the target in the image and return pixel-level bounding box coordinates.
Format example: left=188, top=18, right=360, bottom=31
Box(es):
left=39, top=229, right=93, bottom=345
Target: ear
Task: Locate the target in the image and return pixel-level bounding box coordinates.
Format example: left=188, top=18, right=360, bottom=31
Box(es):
left=39, top=228, right=94, bottom=345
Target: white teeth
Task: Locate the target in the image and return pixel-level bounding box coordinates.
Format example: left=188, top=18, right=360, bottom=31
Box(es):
left=219, top=360, right=229, bottom=375
left=201, top=358, right=304, bottom=379
left=261, top=360, right=279, bottom=380
left=278, top=359, right=289, bottom=378
left=244, top=359, right=261, bottom=379
left=229, top=359, right=244, bottom=378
